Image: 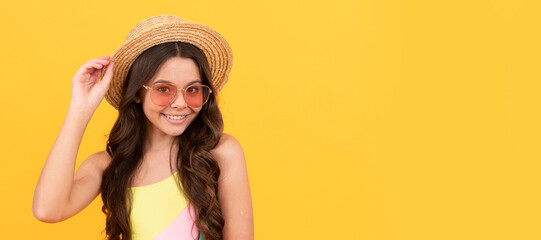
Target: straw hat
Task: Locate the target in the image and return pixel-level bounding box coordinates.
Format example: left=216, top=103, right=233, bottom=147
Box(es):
left=103, top=15, right=233, bottom=109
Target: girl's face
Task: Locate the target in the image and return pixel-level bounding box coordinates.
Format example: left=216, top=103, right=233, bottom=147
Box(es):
left=136, top=57, right=203, bottom=138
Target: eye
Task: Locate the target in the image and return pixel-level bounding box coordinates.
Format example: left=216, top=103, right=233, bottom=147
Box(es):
left=186, top=85, right=201, bottom=93
left=157, top=87, right=170, bottom=92
left=154, top=83, right=175, bottom=93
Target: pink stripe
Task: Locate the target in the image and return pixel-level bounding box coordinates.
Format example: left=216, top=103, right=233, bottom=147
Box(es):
left=154, top=203, right=199, bottom=240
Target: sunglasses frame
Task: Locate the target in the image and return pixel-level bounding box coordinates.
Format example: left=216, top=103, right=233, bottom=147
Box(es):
left=142, top=82, right=213, bottom=108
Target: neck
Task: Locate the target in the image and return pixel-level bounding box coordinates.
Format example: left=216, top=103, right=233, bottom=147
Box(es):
left=143, top=126, right=179, bottom=155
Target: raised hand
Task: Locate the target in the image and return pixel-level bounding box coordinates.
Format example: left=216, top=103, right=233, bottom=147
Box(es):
left=33, top=55, right=115, bottom=223
left=69, top=55, right=114, bottom=113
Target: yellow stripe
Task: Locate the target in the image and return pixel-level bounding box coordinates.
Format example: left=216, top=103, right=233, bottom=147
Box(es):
left=129, top=172, right=188, bottom=240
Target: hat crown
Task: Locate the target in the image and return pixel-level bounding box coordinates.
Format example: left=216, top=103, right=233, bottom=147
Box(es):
left=125, top=15, right=185, bottom=42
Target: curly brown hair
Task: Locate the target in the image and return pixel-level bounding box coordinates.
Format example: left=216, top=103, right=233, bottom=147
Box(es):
left=100, top=42, right=224, bottom=240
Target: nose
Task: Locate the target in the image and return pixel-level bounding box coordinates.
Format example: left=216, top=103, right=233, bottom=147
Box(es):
left=170, top=92, right=188, bottom=109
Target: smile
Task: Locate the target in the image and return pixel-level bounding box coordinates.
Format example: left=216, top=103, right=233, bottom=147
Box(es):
left=163, top=114, right=187, bottom=120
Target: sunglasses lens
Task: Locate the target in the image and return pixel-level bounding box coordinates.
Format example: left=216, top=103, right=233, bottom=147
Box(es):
left=151, top=83, right=176, bottom=106
left=185, top=85, right=210, bottom=108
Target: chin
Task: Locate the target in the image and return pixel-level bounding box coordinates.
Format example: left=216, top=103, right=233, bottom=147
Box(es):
left=160, top=123, right=188, bottom=136
left=169, top=129, right=188, bottom=136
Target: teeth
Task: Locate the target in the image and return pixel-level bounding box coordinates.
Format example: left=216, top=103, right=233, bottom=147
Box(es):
left=164, top=114, right=187, bottom=120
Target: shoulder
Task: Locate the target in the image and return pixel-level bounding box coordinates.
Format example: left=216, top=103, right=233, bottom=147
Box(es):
left=211, top=133, right=245, bottom=170
left=211, top=133, right=244, bottom=158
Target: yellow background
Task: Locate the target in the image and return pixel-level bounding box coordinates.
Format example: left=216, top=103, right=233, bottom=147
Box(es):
left=1, top=0, right=539, bottom=239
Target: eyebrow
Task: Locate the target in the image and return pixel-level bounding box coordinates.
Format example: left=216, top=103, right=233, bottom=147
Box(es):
left=153, top=79, right=202, bottom=87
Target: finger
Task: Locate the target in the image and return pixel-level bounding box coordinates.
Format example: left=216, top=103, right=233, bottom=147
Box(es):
left=90, top=65, right=103, bottom=81
left=99, top=62, right=114, bottom=90
left=88, top=59, right=110, bottom=65
left=77, top=62, right=104, bottom=77
left=97, top=55, right=110, bottom=60
left=86, top=62, right=104, bottom=70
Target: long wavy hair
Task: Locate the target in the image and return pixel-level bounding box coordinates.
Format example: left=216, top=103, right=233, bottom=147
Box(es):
left=100, top=42, right=224, bottom=240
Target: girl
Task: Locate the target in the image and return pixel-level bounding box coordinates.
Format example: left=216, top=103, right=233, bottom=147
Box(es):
left=33, top=15, right=254, bottom=240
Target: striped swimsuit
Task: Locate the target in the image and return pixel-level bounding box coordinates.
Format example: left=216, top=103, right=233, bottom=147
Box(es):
left=129, top=171, right=203, bottom=240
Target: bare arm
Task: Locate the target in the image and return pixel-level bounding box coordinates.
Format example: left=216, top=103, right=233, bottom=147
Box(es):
left=212, top=134, right=254, bottom=240
left=33, top=108, right=91, bottom=222
left=32, top=56, right=114, bottom=222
